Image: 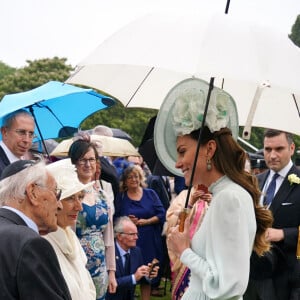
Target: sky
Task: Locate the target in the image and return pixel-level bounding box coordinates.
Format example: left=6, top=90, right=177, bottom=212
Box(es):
left=1, top=0, right=300, bottom=68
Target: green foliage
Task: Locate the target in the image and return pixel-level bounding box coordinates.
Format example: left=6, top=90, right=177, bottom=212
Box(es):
left=81, top=101, right=157, bottom=147
left=0, top=57, right=72, bottom=99
left=1, top=56, right=300, bottom=154
left=0, top=61, right=16, bottom=80
left=289, top=15, right=300, bottom=47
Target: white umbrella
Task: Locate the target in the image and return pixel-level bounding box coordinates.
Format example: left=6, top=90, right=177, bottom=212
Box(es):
left=67, top=12, right=300, bottom=137
left=50, top=135, right=140, bottom=158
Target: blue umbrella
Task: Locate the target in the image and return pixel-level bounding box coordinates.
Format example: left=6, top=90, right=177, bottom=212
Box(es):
left=0, top=81, right=115, bottom=144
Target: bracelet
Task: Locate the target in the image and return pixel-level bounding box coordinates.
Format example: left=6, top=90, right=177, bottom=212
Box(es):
left=187, top=204, right=193, bottom=209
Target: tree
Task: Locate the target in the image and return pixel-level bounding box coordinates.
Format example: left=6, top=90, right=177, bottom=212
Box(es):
left=0, top=61, right=16, bottom=80
left=0, top=57, right=73, bottom=99
left=289, top=15, right=300, bottom=48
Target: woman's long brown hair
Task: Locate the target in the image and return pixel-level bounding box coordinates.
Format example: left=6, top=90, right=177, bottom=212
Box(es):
left=191, top=127, right=273, bottom=256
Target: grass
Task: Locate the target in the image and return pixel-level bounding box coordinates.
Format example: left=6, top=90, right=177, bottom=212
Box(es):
left=135, top=278, right=172, bottom=300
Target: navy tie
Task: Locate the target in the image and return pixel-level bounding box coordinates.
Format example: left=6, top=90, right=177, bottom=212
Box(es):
left=124, top=253, right=130, bottom=275
left=264, top=173, right=280, bottom=206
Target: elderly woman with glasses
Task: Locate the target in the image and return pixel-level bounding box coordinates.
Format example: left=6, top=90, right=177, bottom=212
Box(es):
left=44, top=158, right=96, bottom=300
left=68, top=135, right=117, bottom=300
left=114, top=164, right=166, bottom=300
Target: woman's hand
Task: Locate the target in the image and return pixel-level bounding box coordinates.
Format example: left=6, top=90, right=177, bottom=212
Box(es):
left=167, top=216, right=191, bottom=257
left=108, top=270, right=117, bottom=293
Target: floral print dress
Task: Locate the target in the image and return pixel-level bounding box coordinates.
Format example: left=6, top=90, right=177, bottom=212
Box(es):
left=76, top=189, right=109, bottom=300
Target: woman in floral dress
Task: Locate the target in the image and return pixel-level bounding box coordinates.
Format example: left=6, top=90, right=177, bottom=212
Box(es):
left=68, top=136, right=116, bottom=300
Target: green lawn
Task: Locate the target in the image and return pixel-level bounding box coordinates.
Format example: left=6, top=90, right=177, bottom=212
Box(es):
left=135, top=279, right=172, bottom=300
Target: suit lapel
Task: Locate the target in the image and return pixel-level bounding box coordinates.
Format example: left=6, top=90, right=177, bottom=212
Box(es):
left=257, top=171, right=270, bottom=190
left=0, top=145, right=10, bottom=167
left=270, top=165, right=299, bottom=214
left=115, top=244, right=126, bottom=275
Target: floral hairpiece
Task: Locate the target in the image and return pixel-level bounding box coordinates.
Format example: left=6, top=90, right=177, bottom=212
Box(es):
left=172, top=86, right=232, bottom=136
left=288, top=174, right=300, bottom=185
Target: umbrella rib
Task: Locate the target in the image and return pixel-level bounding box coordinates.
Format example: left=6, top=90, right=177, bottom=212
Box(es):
left=125, top=67, right=155, bottom=107
left=292, top=94, right=300, bottom=118
left=35, top=103, right=66, bottom=127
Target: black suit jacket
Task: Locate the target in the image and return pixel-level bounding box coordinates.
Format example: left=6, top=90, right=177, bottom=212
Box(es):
left=106, top=242, right=144, bottom=300
left=0, top=146, right=10, bottom=177
left=0, top=208, right=71, bottom=300
left=247, top=165, right=300, bottom=300
left=100, top=156, right=119, bottom=199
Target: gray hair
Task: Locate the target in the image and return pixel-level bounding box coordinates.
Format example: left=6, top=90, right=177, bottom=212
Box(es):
left=92, top=125, right=113, bottom=137
left=0, top=161, right=48, bottom=206
left=114, top=216, right=134, bottom=237
left=1, top=109, right=34, bottom=128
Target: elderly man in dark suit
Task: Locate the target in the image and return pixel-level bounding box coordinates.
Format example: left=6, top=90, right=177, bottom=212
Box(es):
left=244, top=129, right=300, bottom=300
left=0, top=160, right=71, bottom=300
left=106, top=216, right=158, bottom=300
left=0, top=109, right=35, bottom=176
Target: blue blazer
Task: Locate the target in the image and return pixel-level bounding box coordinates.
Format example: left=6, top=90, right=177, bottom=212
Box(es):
left=106, top=241, right=144, bottom=300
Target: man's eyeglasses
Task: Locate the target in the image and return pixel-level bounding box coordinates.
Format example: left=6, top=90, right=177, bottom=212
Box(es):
left=35, top=184, right=62, bottom=201
left=14, top=129, right=36, bottom=139
left=119, top=232, right=139, bottom=237
left=78, top=158, right=97, bottom=165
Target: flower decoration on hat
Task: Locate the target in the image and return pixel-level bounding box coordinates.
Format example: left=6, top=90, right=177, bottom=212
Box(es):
left=154, top=78, right=239, bottom=176
left=288, top=173, right=300, bottom=185
left=172, top=84, right=233, bottom=136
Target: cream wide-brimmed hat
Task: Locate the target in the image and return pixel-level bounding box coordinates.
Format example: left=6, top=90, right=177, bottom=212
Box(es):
left=154, top=78, right=238, bottom=176
left=46, top=158, right=93, bottom=200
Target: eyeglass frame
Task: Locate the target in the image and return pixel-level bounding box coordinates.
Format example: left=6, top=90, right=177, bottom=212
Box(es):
left=35, top=183, right=62, bottom=201
left=13, top=129, right=37, bottom=139
left=77, top=158, right=98, bottom=166
left=118, top=232, right=139, bottom=237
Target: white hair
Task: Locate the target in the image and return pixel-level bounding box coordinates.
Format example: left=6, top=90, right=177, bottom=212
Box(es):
left=0, top=161, right=48, bottom=206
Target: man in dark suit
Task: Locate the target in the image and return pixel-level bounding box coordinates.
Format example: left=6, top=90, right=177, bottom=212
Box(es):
left=106, top=216, right=158, bottom=300
left=0, top=160, right=71, bottom=300
left=244, top=129, right=300, bottom=300
left=0, top=109, right=35, bottom=176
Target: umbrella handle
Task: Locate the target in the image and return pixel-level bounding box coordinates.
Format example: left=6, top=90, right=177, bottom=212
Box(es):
left=178, top=208, right=189, bottom=232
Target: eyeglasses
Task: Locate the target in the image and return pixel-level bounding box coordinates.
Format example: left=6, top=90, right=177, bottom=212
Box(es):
left=119, top=232, right=139, bottom=237
left=35, top=184, right=62, bottom=201
left=78, top=158, right=97, bottom=165
left=14, top=129, right=36, bottom=139
left=127, top=175, right=139, bottom=180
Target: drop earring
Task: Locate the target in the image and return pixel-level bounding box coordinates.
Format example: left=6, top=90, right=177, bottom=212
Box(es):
left=206, top=158, right=212, bottom=171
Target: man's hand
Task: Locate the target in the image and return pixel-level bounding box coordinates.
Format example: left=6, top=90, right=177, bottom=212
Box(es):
left=265, top=228, right=284, bottom=242
left=134, top=265, right=150, bottom=281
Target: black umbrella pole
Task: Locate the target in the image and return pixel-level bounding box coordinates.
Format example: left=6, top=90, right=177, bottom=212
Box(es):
left=225, top=0, right=231, bottom=14
left=178, top=77, right=215, bottom=232
left=29, top=107, right=50, bottom=159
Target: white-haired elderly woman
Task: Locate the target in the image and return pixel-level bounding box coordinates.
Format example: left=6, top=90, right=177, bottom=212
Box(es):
left=44, top=158, right=96, bottom=300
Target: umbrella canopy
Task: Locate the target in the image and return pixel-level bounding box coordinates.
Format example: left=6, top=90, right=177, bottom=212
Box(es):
left=67, top=12, right=300, bottom=137
left=0, top=81, right=115, bottom=141
left=50, top=134, right=140, bottom=158
left=111, top=128, right=132, bottom=141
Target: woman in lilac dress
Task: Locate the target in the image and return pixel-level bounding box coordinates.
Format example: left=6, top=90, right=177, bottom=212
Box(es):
left=115, top=164, right=166, bottom=300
